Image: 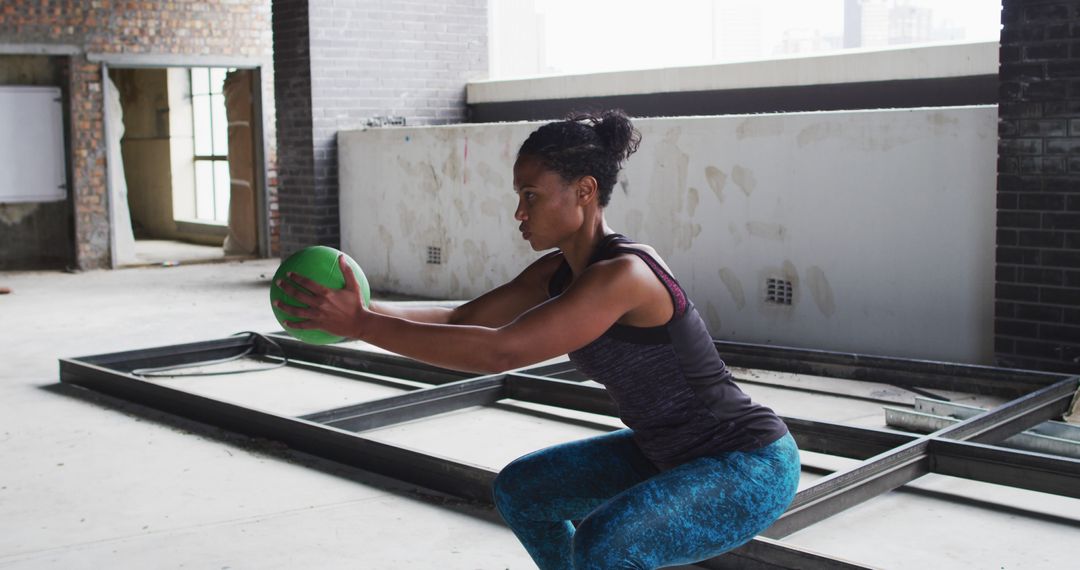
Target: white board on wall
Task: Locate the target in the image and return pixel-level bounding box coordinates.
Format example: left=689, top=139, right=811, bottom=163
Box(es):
left=0, top=86, right=67, bottom=203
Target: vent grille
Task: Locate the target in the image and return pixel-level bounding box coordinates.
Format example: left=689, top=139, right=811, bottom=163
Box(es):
left=765, top=278, right=793, bottom=305
left=426, top=246, right=442, bottom=265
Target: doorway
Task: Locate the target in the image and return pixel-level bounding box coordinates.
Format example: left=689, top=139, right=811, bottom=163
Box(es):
left=104, top=64, right=267, bottom=267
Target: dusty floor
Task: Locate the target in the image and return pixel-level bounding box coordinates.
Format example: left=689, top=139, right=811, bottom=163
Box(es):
left=0, top=259, right=535, bottom=569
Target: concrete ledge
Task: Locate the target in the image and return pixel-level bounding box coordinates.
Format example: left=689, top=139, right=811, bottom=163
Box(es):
left=467, top=42, right=998, bottom=103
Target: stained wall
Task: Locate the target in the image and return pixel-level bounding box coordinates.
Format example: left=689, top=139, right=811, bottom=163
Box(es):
left=340, top=107, right=997, bottom=363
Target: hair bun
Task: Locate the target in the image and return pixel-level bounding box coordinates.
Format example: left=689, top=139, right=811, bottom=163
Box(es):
left=592, top=110, right=641, bottom=163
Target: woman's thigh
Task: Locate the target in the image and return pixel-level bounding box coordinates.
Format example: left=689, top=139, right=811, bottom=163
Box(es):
left=493, top=428, right=660, bottom=522
left=572, top=433, right=800, bottom=569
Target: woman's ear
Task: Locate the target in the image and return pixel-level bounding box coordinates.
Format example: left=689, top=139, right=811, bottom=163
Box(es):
left=575, top=176, right=599, bottom=205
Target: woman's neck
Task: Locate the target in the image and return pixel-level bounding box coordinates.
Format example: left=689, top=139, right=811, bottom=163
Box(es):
left=561, top=216, right=613, bottom=278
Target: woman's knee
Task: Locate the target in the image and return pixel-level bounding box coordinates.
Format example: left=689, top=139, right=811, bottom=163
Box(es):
left=572, top=516, right=647, bottom=570
left=492, top=453, right=540, bottom=516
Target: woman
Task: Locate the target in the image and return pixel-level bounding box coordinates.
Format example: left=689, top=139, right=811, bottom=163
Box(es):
left=274, top=110, right=800, bottom=569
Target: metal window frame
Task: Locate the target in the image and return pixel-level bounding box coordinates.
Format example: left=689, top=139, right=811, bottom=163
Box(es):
left=59, top=335, right=1079, bottom=570
left=191, top=66, right=232, bottom=223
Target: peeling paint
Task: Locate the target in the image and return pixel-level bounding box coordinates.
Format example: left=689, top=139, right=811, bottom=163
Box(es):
left=442, top=148, right=461, bottom=184
left=397, top=156, right=439, bottom=195
left=732, top=165, right=755, bottom=196
left=728, top=222, right=743, bottom=246
left=687, top=187, right=700, bottom=217
left=397, top=203, right=419, bottom=237
left=645, top=128, right=690, bottom=256
left=673, top=223, right=701, bottom=251
left=463, top=239, right=489, bottom=284
left=377, top=224, right=394, bottom=279
left=797, top=120, right=913, bottom=151
left=736, top=117, right=784, bottom=140
left=476, top=161, right=506, bottom=190
left=718, top=267, right=746, bottom=309
left=746, top=221, right=787, bottom=241
left=453, top=197, right=469, bottom=226
left=806, top=265, right=836, bottom=317
left=705, top=302, right=722, bottom=331
left=0, top=203, right=39, bottom=226
left=704, top=166, right=727, bottom=202
left=796, top=122, right=842, bottom=147
left=481, top=198, right=502, bottom=218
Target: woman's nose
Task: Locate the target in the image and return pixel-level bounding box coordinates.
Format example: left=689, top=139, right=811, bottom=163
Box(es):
left=514, top=200, right=527, bottom=221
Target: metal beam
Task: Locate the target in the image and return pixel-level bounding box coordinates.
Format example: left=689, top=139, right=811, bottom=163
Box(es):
left=929, top=439, right=1080, bottom=499
left=59, top=357, right=496, bottom=502
left=264, top=334, right=470, bottom=385
left=711, top=536, right=877, bottom=570
left=714, top=340, right=1066, bottom=399
left=766, top=377, right=1080, bottom=538
left=59, top=353, right=882, bottom=569
left=914, top=397, right=1080, bottom=440
left=77, top=335, right=254, bottom=371
left=506, top=373, right=619, bottom=416
left=58, top=340, right=1079, bottom=570
left=933, top=378, right=1078, bottom=443
left=783, top=416, right=917, bottom=460
left=301, top=376, right=507, bottom=432
left=764, top=439, right=930, bottom=539
left=885, top=407, right=1080, bottom=459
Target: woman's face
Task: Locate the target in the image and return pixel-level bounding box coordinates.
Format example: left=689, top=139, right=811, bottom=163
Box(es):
left=512, top=156, right=585, bottom=251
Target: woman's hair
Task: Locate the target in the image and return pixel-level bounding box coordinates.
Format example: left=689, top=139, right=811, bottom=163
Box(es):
left=517, top=109, right=641, bottom=207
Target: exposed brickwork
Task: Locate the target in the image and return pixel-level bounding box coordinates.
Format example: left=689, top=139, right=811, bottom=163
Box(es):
left=996, top=0, right=1080, bottom=373
left=273, top=0, right=487, bottom=256
left=0, top=0, right=277, bottom=269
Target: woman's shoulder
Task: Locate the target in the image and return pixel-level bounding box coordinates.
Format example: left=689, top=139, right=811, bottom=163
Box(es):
left=511, top=249, right=566, bottom=290
left=607, top=240, right=675, bottom=277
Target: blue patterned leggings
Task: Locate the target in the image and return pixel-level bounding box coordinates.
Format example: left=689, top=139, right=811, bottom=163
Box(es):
left=492, top=430, right=800, bottom=570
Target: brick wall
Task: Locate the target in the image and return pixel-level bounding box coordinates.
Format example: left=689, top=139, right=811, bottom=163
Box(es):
left=996, top=0, right=1080, bottom=373
left=273, top=0, right=487, bottom=256
left=0, top=0, right=276, bottom=269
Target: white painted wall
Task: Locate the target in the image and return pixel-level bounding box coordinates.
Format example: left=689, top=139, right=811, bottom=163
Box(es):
left=339, top=106, right=997, bottom=364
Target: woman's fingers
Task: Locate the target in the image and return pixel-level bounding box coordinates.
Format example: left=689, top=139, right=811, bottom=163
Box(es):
left=339, top=255, right=359, bottom=292
left=274, top=299, right=312, bottom=319
left=285, top=271, right=330, bottom=295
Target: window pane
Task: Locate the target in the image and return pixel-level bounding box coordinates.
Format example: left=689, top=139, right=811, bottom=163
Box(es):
left=209, top=68, right=227, bottom=95
left=211, top=93, right=228, bottom=156
left=195, top=161, right=215, bottom=221
left=191, top=68, right=209, bottom=95
left=193, top=94, right=213, bottom=156
left=214, top=160, right=231, bottom=222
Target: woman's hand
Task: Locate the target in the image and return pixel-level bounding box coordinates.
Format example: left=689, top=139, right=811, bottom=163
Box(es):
left=273, top=255, right=370, bottom=339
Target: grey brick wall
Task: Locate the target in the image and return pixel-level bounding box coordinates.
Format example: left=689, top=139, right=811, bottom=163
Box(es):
left=996, top=0, right=1080, bottom=373
left=273, top=0, right=488, bottom=256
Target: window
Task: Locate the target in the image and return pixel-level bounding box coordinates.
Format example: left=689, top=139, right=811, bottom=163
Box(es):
left=190, top=67, right=231, bottom=223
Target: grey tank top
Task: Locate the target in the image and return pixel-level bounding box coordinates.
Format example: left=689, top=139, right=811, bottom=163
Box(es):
left=548, top=234, right=789, bottom=469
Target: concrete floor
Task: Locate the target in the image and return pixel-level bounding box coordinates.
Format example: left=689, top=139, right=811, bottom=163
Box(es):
left=2, top=259, right=1078, bottom=569
left=0, top=259, right=534, bottom=569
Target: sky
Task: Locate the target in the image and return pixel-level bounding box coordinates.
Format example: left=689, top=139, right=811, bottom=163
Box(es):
left=495, top=0, right=1002, bottom=77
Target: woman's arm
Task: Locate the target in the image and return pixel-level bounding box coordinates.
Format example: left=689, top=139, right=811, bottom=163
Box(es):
left=275, top=254, right=657, bottom=373
left=367, top=253, right=560, bottom=327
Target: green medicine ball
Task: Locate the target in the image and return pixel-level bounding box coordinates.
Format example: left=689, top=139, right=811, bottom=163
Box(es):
left=269, top=246, right=371, bottom=345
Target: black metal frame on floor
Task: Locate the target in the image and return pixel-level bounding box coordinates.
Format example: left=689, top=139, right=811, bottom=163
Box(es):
left=59, top=334, right=1080, bottom=570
